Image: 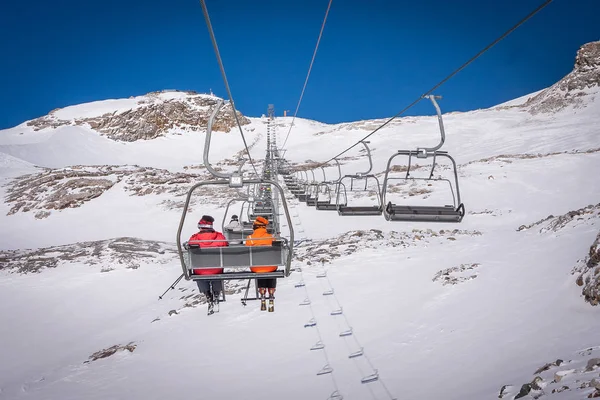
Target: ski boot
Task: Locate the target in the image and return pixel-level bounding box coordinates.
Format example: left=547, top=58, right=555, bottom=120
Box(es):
left=268, top=289, right=276, bottom=312
left=259, top=288, right=267, bottom=311
left=268, top=297, right=275, bottom=312
left=205, top=291, right=215, bottom=316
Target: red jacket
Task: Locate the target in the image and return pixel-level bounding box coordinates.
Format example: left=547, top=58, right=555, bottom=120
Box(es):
left=189, top=230, right=228, bottom=275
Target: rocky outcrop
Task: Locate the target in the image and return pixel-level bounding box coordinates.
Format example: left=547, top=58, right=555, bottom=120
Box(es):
left=0, top=237, right=176, bottom=273
left=573, top=231, right=600, bottom=306
left=26, top=91, right=250, bottom=142
left=517, top=203, right=600, bottom=233
left=4, top=164, right=244, bottom=218
left=85, top=342, right=137, bottom=363
left=498, top=346, right=600, bottom=399
left=524, top=41, right=600, bottom=114
left=293, top=228, right=482, bottom=266
left=433, top=263, right=480, bottom=286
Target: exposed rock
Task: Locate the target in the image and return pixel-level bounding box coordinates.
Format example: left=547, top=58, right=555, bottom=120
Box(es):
left=433, top=263, right=480, bottom=286
left=26, top=91, right=250, bottom=142
left=586, top=358, right=600, bottom=371
left=0, top=237, right=176, bottom=273
left=84, top=342, right=136, bottom=363
left=534, top=359, right=564, bottom=375
left=514, top=383, right=532, bottom=399
left=517, top=203, right=600, bottom=233
left=498, top=384, right=513, bottom=398
left=293, top=229, right=482, bottom=266
left=523, top=41, right=600, bottom=114
left=4, top=165, right=244, bottom=217
left=572, top=232, right=600, bottom=306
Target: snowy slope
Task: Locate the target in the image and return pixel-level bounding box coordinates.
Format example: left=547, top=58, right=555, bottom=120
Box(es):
left=1, top=45, right=600, bottom=399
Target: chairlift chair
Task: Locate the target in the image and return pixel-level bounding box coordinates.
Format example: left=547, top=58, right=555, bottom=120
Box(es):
left=221, top=197, right=254, bottom=244
left=381, top=95, right=465, bottom=222
left=335, top=142, right=383, bottom=216
left=315, top=159, right=345, bottom=210
left=175, top=99, right=294, bottom=302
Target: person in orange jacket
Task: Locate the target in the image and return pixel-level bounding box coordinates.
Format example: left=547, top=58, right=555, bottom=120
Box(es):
left=245, top=216, right=277, bottom=312
left=188, top=215, right=228, bottom=315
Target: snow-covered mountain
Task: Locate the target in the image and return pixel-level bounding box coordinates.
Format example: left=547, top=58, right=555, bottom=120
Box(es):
left=0, top=41, right=599, bottom=400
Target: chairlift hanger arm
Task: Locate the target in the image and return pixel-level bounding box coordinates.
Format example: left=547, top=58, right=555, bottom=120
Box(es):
left=353, top=141, right=373, bottom=176
left=381, top=150, right=463, bottom=210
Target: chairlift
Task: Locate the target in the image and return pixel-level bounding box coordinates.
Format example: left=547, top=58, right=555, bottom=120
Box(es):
left=175, top=99, right=295, bottom=300
left=221, top=198, right=254, bottom=244
left=335, top=141, right=383, bottom=216
left=330, top=308, right=343, bottom=316
left=316, top=159, right=346, bottom=211
left=305, top=170, right=319, bottom=206
left=381, top=96, right=465, bottom=222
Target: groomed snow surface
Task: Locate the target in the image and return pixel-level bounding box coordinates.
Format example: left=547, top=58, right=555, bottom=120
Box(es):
left=0, top=90, right=599, bottom=400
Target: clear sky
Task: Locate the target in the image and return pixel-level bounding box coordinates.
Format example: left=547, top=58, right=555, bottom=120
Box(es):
left=0, top=0, right=598, bottom=129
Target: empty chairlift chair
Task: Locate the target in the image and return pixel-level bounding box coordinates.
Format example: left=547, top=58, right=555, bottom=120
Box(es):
left=335, top=141, right=383, bottom=216
left=316, top=159, right=345, bottom=211
left=305, top=169, right=319, bottom=206
left=221, top=198, right=254, bottom=244
left=381, top=95, right=465, bottom=222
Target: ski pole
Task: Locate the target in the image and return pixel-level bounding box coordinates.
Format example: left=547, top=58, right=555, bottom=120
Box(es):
left=158, top=273, right=185, bottom=300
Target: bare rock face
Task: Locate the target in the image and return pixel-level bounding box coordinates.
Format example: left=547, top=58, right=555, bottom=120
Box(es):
left=0, top=237, right=176, bottom=273
left=4, top=164, right=244, bottom=218
left=573, top=231, right=600, bottom=306
left=26, top=91, right=250, bottom=142
left=524, top=41, right=600, bottom=114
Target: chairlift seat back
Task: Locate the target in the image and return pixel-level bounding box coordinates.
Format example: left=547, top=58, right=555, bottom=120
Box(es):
left=187, top=241, right=288, bottom=277
left=337, top=205, right=382, bottom=216
left=385, top=202, right=464, bottom=222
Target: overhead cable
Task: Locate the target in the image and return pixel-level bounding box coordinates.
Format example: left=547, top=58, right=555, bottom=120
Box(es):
left=199, top=0, right=260, bottom=177
left=314, top=0, right=553, bottom=167
left=281, top=0, right=334, bottom=150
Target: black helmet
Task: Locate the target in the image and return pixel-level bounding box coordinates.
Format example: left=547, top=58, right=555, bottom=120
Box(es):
left=231, top=215, right=239, bottom=220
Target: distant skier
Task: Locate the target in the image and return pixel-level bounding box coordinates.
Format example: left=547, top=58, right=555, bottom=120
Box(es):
left=188, top=215, right=228, bottom=315
left=245, top=216, right=277, bottom=312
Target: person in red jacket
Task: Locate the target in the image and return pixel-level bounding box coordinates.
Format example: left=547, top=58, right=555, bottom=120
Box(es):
left=188, top=215, right=228, bottom=315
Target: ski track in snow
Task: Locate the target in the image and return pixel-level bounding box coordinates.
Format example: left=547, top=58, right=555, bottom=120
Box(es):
left=0, top=88, right=600, bottom=400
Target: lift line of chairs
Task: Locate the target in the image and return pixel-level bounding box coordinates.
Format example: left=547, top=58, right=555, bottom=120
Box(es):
left=283, top=95, right=465, bottom=223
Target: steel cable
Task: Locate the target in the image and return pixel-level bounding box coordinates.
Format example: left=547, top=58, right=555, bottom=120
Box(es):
left=281, top=0, right=334, bottom=150
left=199, top=0, right=260, bottom=177
left=309, top=0, right=553, bottom=168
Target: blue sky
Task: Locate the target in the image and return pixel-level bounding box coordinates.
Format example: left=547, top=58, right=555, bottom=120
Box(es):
left=0, top=0, right=598, bottom=129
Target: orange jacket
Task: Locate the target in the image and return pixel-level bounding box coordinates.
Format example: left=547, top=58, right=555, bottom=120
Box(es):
left=245, top=227, right=277, bottom=273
